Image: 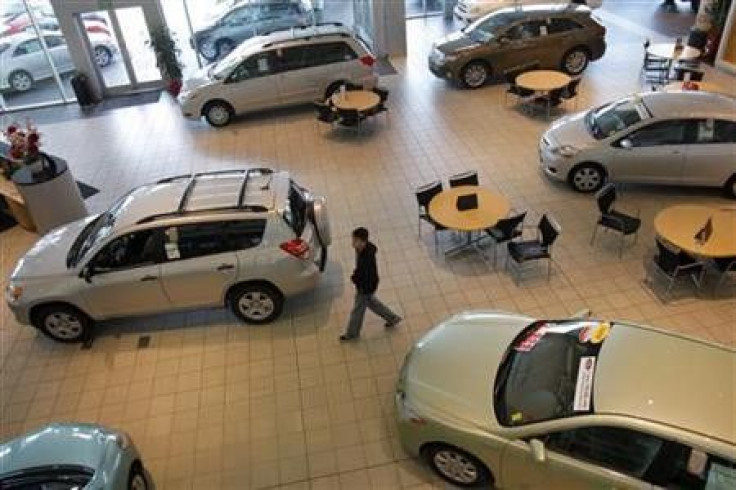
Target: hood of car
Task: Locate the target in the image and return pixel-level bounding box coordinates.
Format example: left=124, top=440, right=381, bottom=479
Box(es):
left=11, top=217, right=93, bottom=281
left=543, top=110, right=594, bottom=149
left=0, top=423, right=114, bottom=475
left=182, top=66, right=216, bottom=92
left=403, top=310, right=533, bottom=431
left=435, top=31, right=478, bottom=55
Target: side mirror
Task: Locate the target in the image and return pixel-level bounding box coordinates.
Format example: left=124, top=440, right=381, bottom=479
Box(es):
left=619, top=138, right=633, bottom=150
left=81, top=265, right=94, bottom=283
left=529, top=439, right=547, bottom=464
left=497, top=36, right=510, bottom=45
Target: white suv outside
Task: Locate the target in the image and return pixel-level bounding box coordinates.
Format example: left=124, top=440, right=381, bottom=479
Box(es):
left=179, top=23, right=378, bottom=127
left=454, top=0, right=603, bottom=24
left=5, top=168, right=331, bottom=343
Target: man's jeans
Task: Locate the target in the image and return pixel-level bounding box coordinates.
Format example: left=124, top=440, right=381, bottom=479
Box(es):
left=345, top=293, right=400, bottom=338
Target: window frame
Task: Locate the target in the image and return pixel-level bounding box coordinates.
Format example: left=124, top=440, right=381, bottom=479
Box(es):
left=88, top=228, right=164, bottom=274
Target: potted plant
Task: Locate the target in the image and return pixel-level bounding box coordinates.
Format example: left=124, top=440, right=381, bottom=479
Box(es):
left=147, top=25, right=184, bottom=96
left=2, top=121, right=47, bottom=178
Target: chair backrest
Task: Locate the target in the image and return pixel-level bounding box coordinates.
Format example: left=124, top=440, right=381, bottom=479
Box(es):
left=449, top=171, right=479, bottom=188
left=415, top=181, right=443, bottom=209
left=643, top=38, right=651, bottom=49
left=539, top=214, right=561, bottom=247
left=338, top=108, right=361, bottom=125
left=675, top=68, right=705, bottom=81
left=563, top=79, right=581, bottom=98
left=548, top=87, right=565, bottom=100
left=343, top=82, right=362, bottom=91
left=655, top=238, right=681, bottom=273
left=595, top=183, right=617, bottom=215
left=373, top=87, right=389, bottom=103
left=495, top=211, right=527, bottom=238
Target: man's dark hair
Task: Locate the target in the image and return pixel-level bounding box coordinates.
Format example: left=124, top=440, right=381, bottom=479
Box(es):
left=352, top=227, right=369, bottom=241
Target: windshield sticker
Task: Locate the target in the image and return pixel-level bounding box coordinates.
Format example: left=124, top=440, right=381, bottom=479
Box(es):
left=573, top=356, right=596, bottom=412
left=515, top=325, right=548, bottom=352
left=590, top=323, right=611, bottom=344
left=578, top=325, right=593, bottom=343
left=511, top=412, right=523, bottom=423
left=164, top=242, right=180, bottom=260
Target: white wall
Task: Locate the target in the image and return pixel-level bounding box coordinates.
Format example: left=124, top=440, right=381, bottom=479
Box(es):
left=370, top=0, right=406, bottom=57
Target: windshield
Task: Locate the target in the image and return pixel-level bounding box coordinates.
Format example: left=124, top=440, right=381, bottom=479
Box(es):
left=465, top=12, right=509, bottom=43
left=494, top=320, right=612, bottom=427
left=586, top=98, right=650, bottom=140
left=210, top=38, right=262, bottom=80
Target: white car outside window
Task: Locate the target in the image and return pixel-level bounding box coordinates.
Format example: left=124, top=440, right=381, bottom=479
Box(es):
left=454, top=0, right=603, bottom=24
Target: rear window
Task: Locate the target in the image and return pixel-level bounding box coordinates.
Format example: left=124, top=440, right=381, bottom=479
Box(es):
left=283, top=182, right=308, bottom=236
left=0, top=43, right=10, bottom=55
left=164, top=220, right=266, bottom=260
left=302, top=42, right=357, bottom=67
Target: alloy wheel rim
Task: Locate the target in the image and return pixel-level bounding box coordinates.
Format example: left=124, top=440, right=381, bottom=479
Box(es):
left=566, top=51, right=587, bottom=74
left=219, top=41, right=234, bottom=57
left=95, top=47, right=110, bottom=67
left=573, top=167, right=601, bottom=191
left=433, top=450, right=478, bottom=484
left=44, top=313, right=83, bottom=340
left=11, top=73, right=32, bottom=91
left=238, top=292, right=275, bottom=320
left=200, top=41, right=217, bottom=60
left=464, top=65, right=487, bottom=87
left=208, top=105, right=230, bottom=125
left=130, top=474, right=147, bottom=490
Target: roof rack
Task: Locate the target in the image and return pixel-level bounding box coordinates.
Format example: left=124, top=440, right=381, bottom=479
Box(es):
left=261, top=22, right=347, bottom=46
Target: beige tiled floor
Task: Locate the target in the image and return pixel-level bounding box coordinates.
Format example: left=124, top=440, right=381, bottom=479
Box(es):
left=1, top=10, right=735, bottom=490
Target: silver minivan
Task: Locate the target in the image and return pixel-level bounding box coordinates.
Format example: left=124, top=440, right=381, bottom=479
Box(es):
left=179, top=24, right=378, bottom=126
left=540, top=91, right=736, bottom=197
left=5, top=169, right=331, bottom=343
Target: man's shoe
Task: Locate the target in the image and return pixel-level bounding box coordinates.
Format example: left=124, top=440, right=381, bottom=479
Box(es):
left=340, top=334, right=358, bottom=342
left=385, top=317, right=402, bottom=328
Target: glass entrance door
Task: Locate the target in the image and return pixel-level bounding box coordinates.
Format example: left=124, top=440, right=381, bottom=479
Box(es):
left=405, top=0, right=445, bottom=18
left=80, top=6, right=161, bottom=95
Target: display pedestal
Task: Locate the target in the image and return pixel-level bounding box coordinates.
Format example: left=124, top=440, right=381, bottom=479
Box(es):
left=11, top=156, right=87, bottom=234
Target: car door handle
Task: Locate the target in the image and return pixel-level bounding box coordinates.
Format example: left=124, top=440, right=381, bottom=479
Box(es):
left=140, top=275, right=158, bottom=282
left=217, top=264, right=235, bottom=272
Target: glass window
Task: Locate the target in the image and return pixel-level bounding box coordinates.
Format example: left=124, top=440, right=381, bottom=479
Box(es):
left=548, top=18, right=584, bottom=34
left=545, top=426, right=663, bottom=479
left=466, top=12, right=512, bottom=43
left=13, top=39, right=42, bottom=57
left=165, top=220, right=266, bottom=261
left=303, top=42, right=357, bottom=67
left=712, top=120, right=736, bottom=143
left=283, top=181, right=308, bottom=235
left=280, top=46, right=306, bottom=71
left=627, top=120, right=690, bottom=147
left=43, top=35, right=65, bottom=48
left=92, top=229, right=162, bottom=272
left=224, top=6, right=253, bottom=26
left=645, top=443, right=736, bottom=489
left=507, top=21, right=545, bottom=40
left=586, top=98, right=651, bottom=139
left=228, top=52, right=276, bottom=82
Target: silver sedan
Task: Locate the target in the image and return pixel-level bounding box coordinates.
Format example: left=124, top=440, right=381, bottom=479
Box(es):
left=540, top=91, right=736, bottom=198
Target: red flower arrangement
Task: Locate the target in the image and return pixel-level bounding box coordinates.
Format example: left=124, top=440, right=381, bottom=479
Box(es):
left=3, top=121, right=42, bottom=164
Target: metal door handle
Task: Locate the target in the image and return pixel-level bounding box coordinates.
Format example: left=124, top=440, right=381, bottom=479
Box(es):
left=140, top=275, right=158, bottom=282
left=217, top=264, right=235, bottom=271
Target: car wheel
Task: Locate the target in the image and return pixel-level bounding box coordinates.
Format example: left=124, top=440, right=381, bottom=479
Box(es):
left=9, top=70, right=33, bottom=92
left=229, top=283, right=284, bottom=324
left=424, top=445, right=491, bottom=487
left=128, top=464, right=147, bottom=490
left=460, top=61, right=490, bottom=89
left=216, top=38, right=235, bottom=58
left=561, top=47, right=589, bottom=75
left=203, top=100, right=234, bottom=127
left=199, top=39, right=218, bottom=61
left=569, top=163, right=606, bottom=193
left=725, top=175, right=736, bottom=199
left=33, top=304, right=91, bottom=343
left=94, top=46, right=112, bottom=67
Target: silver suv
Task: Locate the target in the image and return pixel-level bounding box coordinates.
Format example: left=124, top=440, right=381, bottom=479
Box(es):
left=5, top=168, right=331, bottom=343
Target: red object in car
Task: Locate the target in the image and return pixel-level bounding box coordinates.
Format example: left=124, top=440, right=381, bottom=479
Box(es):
left=359, top=55, right=376, bottom=67
left=280, top=239, right=310, bottom=259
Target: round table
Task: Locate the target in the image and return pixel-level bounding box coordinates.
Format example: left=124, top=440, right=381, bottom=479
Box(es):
left=663, top=81, right=729, bottom=96
left=331, top=90, right=380, bottom=112
left=654, top=205, right=736, bottom=258
left=429, top=186, right=511, bottom=232
left=646, top=43, right=701, bottom=61
left=515, top=70, right=572, bottom=92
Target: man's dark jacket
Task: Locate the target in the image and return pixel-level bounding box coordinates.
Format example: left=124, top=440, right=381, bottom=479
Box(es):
left=351, top=242, right=379, bottom=294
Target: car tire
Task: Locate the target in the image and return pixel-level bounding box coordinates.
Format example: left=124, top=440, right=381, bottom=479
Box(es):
left=568, top=163, right=606, bottom=193
left=9, top=70, right=33, bottom=92
left=561, top=47, right=590, bottom=75
left=33, top=304, right=92, bottom=343
left=94, top=46, right=113, bottom=67
left=229, top=283, right=284, bottom=324
left=216, top=38, right=235, bottom=59
left=725, top=175, right=736, bottom=199
left=423, top=444, right=492, bottom=488
left=128, top=463, right=147, bottom=490
left=198, top=39, right=219, bottom=61
left=460, top=61, right=490, bottom=89
left=203, top=100, right=234, bottom=127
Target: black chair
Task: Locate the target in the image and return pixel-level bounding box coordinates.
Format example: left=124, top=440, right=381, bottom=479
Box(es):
left=448, top=171, right=479, bottom=188
left=642, top=38, right=671, bottom=83
left=650, top=239, right=705, bottom=299
left=674, top=68, right=705, bottom=81
left=506, top=214, right=561, bottom=281
left=485, top=211, right=526, bottom=266
left=560, top=79, right=581, bottom=109
left=365, top=87, right=389, bottom=118
left=343, top=82, right=362, bottom=91
left=712, top=257, right=736, bottom=292
left=313, top=101, right=336, bottom=126
left=504, top=68, right=535, bottom=104
left=373, top=87, right=389, bottom=104
left=591, top=183, right=642, bottom=257
left=336, top=108, right=363, bottom=129
left=415, top=181, right=447, bottom=252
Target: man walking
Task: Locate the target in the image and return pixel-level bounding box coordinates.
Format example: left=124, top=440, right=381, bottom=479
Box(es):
left=340, top=227, right=401, bottom=341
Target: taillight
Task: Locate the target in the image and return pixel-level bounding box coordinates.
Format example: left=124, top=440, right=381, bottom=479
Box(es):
left=280, top=238, right=310, bottom=259
left=359, top=55, right=376, bottom=67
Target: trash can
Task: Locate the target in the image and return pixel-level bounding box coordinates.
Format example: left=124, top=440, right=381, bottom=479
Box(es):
left=71, top=73, right=96, bottom=108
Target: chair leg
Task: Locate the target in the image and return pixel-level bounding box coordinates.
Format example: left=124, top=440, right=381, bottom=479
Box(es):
left=664, top=276, right=675, bottom=300
left=547, top=258, right=552, bottom=281
left=493, top=242, right=499, bottom=268
left=619, top=233, right=625, bottom=258
left=590, top=225, right=599, bottom=246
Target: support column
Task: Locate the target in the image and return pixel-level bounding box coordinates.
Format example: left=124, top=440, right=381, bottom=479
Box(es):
left=370, top=0, right=407, bottom=57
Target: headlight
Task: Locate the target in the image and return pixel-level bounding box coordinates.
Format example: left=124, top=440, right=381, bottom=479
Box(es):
left=6, top=283, right=23, bottom=304
left=109, top=431, right=130, bottom=450
left=396, top=392, right=427, bottom=426
left=556, top=145, right=580, bottom=157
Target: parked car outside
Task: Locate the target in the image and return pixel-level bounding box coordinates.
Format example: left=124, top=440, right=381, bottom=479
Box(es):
left=430, top=4, right=606, bottom=88
left=179, top=24, right=378, bottom=127
left=0, top=423, right=149, bottom=489
left=396, top=310, right=736, bottom=488
left=454, top=0, right=603, bottom=25
left=0, top=31, right=117, bottom=92
left=191, top=0, right=313, bottom=61
left=539, top=91, right=736, bottom=196
left=5, top=168, right=332, bottom=343
left=1, top=8, right=110, bottom=37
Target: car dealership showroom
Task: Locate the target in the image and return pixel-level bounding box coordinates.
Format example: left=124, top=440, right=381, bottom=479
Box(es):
left=1, top=0, right=736, bottom=488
